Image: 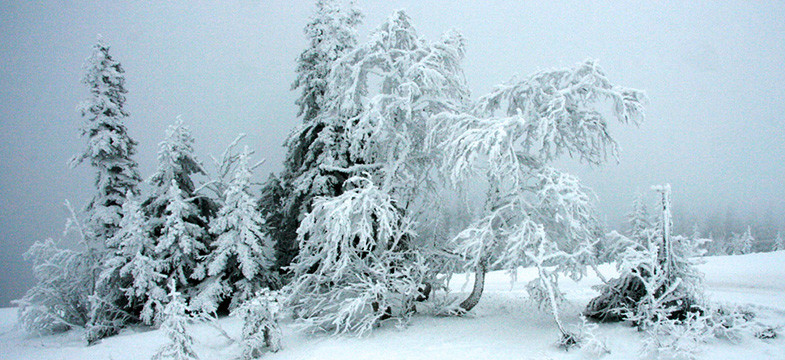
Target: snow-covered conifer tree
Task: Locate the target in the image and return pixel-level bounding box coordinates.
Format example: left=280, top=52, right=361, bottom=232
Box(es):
left=69, top=39, right=143, bottom=341
left=100, top=196, right=167, bottom=325
left=71, top=38, right=142, bottom=243
left=232, top=289, right=282, bottom=359
left=729, top=226, right=754, bottom=255
left=261, top=0, right=362, bottom=271
left=147, top=118, right=208, bottom=207
left=152, top=283, right=199, bottom=360
left=774, top=232, right=784, bottom=251
left=155, top=180, right=209, bottom=291
left=628, top=192, right=651, bottom=244
left=192, top=147, right=277, bottom=313
left=144, top=119, right=212, bottom=303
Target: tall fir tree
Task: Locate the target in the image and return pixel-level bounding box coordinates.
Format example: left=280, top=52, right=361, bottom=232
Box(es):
left=261, top=0, right=362, bottom=271
left=70, top=38, right=144, bottom=342
left=71, top=38, right=142, bottom=244
left=145, top=119, right=213, bottom=307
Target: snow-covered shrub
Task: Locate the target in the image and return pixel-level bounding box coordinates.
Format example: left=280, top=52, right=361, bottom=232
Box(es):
left=562, top=316, right=610, bottom=355
left=14, top=201, right=103, bottom=336
left=232, top=289, right=283, bottom=358
left=152, top=284, right=199, bottom=360
left=640, top=303, right=776, bottom=360
left=14, top=238, right=92, bottom=334
left=285, top=176, right=427, bottom=335
left=640, top=311, right=711, bottom=360
left=586, top=185, right=705, bottom=325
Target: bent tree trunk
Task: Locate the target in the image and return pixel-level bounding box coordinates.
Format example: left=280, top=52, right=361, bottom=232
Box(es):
left=457, top=260, right=486, bottom=314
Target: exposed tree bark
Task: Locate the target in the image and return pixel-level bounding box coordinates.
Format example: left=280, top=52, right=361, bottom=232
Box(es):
left=456, top=260, right=486, bottom=314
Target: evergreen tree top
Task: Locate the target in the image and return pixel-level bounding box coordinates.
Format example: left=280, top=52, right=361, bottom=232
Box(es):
left=150, top=118, right=206, bottom=195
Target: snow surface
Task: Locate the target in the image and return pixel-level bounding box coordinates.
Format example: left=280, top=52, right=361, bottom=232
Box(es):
left=2, top=252, right=783, bottom=359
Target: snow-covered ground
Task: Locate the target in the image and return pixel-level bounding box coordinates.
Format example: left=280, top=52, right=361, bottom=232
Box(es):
left=2, top=252, right=784, bottom=359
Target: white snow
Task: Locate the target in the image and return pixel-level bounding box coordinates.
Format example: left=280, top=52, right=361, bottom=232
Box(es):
left=2, top=251, right=783, bottom=359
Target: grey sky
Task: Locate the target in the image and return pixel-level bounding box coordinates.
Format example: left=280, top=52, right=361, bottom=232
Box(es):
left=1, top=1, right=783, bottom=306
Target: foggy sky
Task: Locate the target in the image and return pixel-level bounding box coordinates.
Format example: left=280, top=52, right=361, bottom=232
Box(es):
left=1, top=1, right=783, bottom=306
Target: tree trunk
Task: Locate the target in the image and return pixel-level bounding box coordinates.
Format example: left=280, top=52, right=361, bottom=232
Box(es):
left=457, top=260, right=486, bottom=314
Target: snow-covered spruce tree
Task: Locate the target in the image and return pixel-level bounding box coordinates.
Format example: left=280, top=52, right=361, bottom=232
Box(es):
left=774, top=232, right=784, bottom=251
left=153, top=283, right=199, bottom=360
left=69, top=39, right=143, bottom=341
left=261, top=0, right=362, bottom=272
left=13, top=201, right=94, bottom=334
left=285, top=176, right=427, bottom=335
left=100, top=195, right=167, bottom=325
left=430, top=59, right=644, bottom=343
left=71, top=38, right=142, bottom=243
left=143, top=119, right=212, bottom=317
left=232, top=289, right=283, bottom=359
left=628, top=191, right=652, bottom=244
left=192, top=147, right=277, bottom=314
left=596, top=191, right=653, bottom=263
left=155, top=180, right=209, bottom=289
left=730, top=226, right=754, bottom=255
left=585, top=185, right=706, bottom=327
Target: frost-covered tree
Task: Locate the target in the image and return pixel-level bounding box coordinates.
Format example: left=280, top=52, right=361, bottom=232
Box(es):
left=283, top=9, right=470, bottom=334
left=144, top=119, right=212, bottom=301
left=147, top=118, right=209, bottom=211
left=628, top=191, right=652, bottom=243
left=261, top=0, right=363, bottom=272
left=285, top=176, right=427, bottom=335
left=192, top=148, right=277, bottom=313
left=153, top=283, right=199, bottom=360
left=155, top=180, right=209, bottom=291
left=71, top=38, right=142, bottom=244
left=730, top=226, right=755, bottom=255
left=774, top=232, right=784, bottom=251
left=100, top=196, right=167, bottom=325
left=330, top=10, right=470, bottom=197
left=68, top=39, right=143, bottom=341
left=430, top=58, right=645, bottom=343
left=232, top=289, right=282, bottom=359
left=293, top=0, right=362, bottom=123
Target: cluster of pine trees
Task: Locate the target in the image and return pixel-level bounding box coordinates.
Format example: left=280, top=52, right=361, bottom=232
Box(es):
left=14, top=38, right=277, bottom=344
left=16, top=0, right=674, bottom=353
